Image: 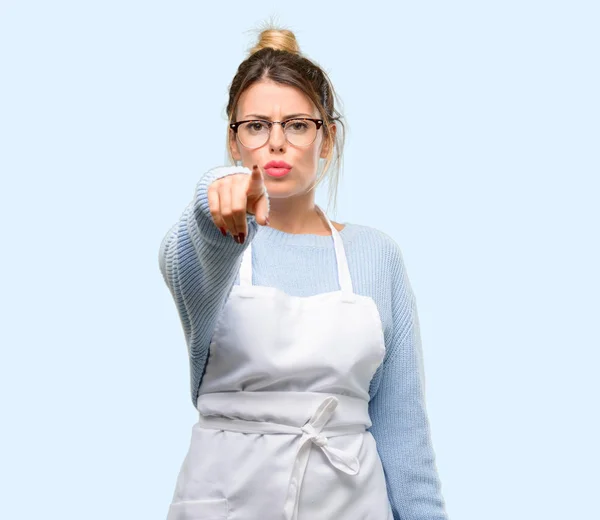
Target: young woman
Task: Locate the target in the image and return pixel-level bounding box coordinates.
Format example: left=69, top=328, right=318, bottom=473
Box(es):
left=159, top=26, right=449, bottom=520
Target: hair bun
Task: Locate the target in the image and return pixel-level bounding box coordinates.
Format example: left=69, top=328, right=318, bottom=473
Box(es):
left=249, top=28, right=301, bottom=56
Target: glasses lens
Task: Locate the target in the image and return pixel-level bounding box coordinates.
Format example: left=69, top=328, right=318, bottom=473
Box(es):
left=284, top=119, right=317, bottom=146
left=238, top=120, right=270, bottom=148
left=237, top=119, right=318, bottom=148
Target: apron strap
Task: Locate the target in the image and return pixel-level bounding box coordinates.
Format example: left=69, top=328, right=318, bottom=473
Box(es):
left=315, top=205, right=354, bottom=296
left=239, top=244, right=253, bottom=287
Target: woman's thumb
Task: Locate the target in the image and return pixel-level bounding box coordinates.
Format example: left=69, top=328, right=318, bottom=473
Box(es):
left=254, top=195, right=269, bottom=226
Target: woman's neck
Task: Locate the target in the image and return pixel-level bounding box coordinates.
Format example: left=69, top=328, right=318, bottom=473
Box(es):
left=267, top=196, right=343, bottom=235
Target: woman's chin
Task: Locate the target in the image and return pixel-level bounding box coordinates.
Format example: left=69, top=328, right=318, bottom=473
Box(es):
left=264, top=181, right=297, bottom=198
left=265, top=177, right=314, bottom=196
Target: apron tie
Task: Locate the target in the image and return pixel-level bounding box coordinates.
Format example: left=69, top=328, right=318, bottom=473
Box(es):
left=283, top=396, right=361, bottom=520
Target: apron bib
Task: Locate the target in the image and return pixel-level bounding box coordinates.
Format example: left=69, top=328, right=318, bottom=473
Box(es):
left=167, top=207, right=394, bottom=520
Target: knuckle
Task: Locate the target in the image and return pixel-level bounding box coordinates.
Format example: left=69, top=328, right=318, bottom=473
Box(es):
left=231, top=200, right=246, bottom=213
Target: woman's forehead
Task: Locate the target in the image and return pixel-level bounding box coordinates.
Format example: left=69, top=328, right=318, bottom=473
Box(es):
left=237, top=81, right=316, bottom=119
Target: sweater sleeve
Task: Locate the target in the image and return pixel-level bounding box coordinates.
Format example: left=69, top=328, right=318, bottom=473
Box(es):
left=158, top=165, right=265, bottom=404
left=368, top=247, right=449, bottom=520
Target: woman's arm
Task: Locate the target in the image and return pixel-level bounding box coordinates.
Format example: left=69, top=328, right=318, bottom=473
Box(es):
left=158, top=165, right=259, bottom=387
left=368, top=248, right=449, bottom=520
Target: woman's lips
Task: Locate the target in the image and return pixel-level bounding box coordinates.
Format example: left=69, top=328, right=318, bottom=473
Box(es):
left=265, top=167, right=292, bottom=178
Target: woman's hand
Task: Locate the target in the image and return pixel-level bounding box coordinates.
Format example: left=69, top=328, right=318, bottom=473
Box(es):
left=207, top=164, right=269, bottom=244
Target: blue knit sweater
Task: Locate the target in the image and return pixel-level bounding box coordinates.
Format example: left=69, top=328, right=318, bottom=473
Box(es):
left=158, top=165, right=449, bottom=520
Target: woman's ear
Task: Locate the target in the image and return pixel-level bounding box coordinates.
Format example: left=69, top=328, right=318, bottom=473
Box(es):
left=320, top=123, right=336, bottom=159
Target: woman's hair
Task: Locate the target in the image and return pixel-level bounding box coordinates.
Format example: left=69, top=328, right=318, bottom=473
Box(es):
left=225, top=21, right=346, bottom=213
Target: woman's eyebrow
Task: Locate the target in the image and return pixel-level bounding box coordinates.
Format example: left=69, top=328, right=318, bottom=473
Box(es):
left=243, top=113, right=313, bottom=120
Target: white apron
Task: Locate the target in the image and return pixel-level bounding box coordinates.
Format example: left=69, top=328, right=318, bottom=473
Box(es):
left=167, top=206, right=394, bottom=520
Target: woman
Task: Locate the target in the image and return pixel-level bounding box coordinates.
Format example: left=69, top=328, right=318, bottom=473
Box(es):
left=159, top=26, right=449, bottom=520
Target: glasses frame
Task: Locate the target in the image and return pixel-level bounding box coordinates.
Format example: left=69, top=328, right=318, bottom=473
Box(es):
left=229, top=118, right=325, bottom=149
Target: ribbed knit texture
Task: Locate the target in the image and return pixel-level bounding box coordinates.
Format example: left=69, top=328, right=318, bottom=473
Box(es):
left=158, top=165, right=449, bottom=520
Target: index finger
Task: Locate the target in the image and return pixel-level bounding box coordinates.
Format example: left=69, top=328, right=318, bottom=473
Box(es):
left=231, top=177, right=249, bottom=240
left=247, top=164, right=265, bottom=197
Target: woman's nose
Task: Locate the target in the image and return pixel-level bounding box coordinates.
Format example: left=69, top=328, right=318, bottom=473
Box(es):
left=268, top=123, right=287, bottom=148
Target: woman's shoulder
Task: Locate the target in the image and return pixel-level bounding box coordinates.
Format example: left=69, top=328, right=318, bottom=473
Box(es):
left=340, top=222, right=408, bottom=269
left=341, top=222, right=403, bottom=251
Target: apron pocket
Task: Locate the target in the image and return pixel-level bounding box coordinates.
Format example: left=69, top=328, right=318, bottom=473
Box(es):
left=167, top=497, right=229, bottom=520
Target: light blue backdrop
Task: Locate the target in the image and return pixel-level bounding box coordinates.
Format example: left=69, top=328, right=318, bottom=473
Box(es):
left=1, top=1, right=598, bottom=519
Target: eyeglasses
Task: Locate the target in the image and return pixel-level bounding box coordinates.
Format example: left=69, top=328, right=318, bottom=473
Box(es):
left=229, top=118, right=324, bottom=149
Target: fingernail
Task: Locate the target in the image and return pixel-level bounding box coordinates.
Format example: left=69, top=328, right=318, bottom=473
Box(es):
left=238, top=233, right=245, bottom=244
left=220, top=227, right=227, bottom=236
left=233, top=235, right=240, bottom=244
left=265, top=217, right=270, bottom=226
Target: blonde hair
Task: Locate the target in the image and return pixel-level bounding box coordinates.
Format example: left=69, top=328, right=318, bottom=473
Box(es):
left=224, top=19, right=347, bottom=214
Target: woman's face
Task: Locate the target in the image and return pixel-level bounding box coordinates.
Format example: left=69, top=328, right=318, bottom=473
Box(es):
left=229, top=79, right=335, bottom=201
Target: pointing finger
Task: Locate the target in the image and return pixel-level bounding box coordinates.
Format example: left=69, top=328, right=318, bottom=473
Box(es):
left=248, top=164, right=265, bottom=196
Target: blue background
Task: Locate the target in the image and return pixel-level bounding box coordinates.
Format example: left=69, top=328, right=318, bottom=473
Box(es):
left=1, top=1, right=598, bottom=519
